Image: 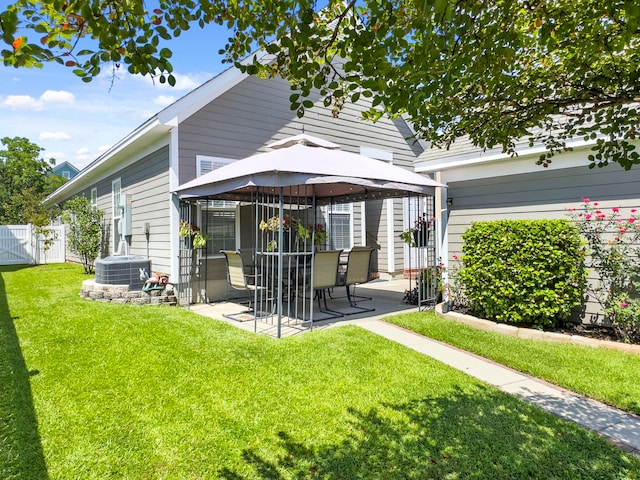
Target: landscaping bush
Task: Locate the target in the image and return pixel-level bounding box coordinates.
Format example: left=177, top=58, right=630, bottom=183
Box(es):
left=458, top=219, right=586, bottom=328
left=567, top=199, right=640, bottom=343
left=62, top=196, right=104, bottom=274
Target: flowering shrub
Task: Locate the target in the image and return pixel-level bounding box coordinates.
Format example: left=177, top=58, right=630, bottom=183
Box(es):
left=567, top=199, right=640, bottom=342
left=442, top=255, right=467, bottom=311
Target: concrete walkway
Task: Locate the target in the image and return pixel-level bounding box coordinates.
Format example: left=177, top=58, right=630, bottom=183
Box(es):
left=353, top=318, right=640, bottom=457
left=189, top=277, right=640, bottom=456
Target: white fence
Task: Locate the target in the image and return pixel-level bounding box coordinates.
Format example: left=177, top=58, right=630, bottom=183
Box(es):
left=0, top=224, right=66, bottom=265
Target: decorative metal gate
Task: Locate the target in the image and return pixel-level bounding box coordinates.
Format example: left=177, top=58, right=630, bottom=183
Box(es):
left=403, top=195, right=439, bottom=310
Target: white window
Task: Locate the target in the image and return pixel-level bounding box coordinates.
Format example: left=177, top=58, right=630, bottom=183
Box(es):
left=328, top=202, right=352, bottom=250
left=196, top=155, right=232, bottom=177
left=90, top=187, right=97, bottom=206
left=196, top=156, right=237, bottom=255
left=62, top=170, right=70, bottom=179
left=202, top=204, right=237, bottom=255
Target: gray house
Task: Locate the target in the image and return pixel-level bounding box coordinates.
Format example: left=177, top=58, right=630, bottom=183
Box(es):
left=45, top=57, right=436, bottom=303
left=416, top=136, right=640, bottom=322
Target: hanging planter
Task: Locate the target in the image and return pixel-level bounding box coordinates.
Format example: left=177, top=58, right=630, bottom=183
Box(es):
left=413, top=227, right=430, bottom=247
left=400, top=214, right=434, bottom=248
left=178, top=221, right=208, bottom=249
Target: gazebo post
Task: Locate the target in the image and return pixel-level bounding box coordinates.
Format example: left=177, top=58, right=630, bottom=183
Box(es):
left=309, top=186, right=317, bottom=328
left=253, top=191, right=260, bottom=334
left=276, top=188, right=285, bottom=338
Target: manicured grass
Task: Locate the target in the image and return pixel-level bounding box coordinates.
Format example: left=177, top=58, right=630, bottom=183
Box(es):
left=387, top=312, right=640, bottom=416
left=3, top=264, right=640, bottom=479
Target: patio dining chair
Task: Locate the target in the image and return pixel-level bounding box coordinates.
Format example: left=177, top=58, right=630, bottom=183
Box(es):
left=311, top=249, right=344, bottom=318
left=336, top=246, right=375, bottom=313
left=220, top=250, right=266, bottom=321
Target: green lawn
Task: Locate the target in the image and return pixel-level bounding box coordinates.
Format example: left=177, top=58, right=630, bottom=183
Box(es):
left=2, top=264, right=640, bottom=479
left=387, top=312, right=640, bottom=416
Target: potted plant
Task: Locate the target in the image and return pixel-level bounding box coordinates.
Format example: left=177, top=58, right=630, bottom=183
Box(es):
left=400, top=214, right=434, bottom=247
left=295, top=222, right=329, bottom=249
left=178, top=221, right=208, bottom=249
left=259, top=214, right=295, bottom=251
left=403, top=260, right=445, bottom=305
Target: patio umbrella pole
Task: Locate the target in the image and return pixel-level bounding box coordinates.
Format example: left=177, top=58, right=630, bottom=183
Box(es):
left=277, top=188, right=284, bottom=338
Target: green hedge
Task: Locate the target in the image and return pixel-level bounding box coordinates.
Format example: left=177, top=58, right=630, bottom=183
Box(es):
left=459, top=219, right=586, bottom=328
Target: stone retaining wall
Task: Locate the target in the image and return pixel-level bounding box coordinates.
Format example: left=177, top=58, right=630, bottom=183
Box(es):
left=81, top=279, right=178, bottom=306
left=435, top=303, right=640, bottom=355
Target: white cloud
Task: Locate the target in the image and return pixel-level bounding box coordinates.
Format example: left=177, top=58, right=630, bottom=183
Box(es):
left=40, top=131, right=72, bottom=141
left=0, top=94, right=43, bottom=110
left=153, top=95, right=175, bottom=106
left=40, top=90, right=75, bottom=104
left=0, top=90, right=75, bottom=110
left=76, top=147, right=90, bottom=155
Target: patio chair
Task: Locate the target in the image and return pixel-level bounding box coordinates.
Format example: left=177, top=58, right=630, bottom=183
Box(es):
left=311, top=249, right=344, bottom=318
left=336, top=246, right=375, bottom=313
left=220, top=250, right=265, bottom=321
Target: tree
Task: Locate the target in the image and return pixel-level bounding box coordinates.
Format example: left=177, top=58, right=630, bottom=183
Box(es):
left=61, top=196, right=103, bottom=274
left=0, top=136, right=63, bottom=225
left=2, top=1, right=640, bottom=168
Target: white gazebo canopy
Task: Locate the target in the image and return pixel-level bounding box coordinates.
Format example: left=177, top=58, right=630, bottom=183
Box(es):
left=174, top=134, right=443, bottom=204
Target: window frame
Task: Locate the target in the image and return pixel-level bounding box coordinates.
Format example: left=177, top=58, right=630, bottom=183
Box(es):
left=196, top=156, right=238, bottom=258
left=111, top=178, right=122, bottom=251
left=326, top=202, right=353, bottom=250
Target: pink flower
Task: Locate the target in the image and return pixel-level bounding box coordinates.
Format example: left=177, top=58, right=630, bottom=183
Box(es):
left=612, top=207, right=620, bottom=213
left=585, top=214, right=592, bottom=220
left=620, top=228, right=627, bottom=234
left=595, top=210, right=602, bottom=215
left=632, top=209, right=637, bottom=213
left=593, top=202, right=599, bottom=206
left=621, top=301, right=628, bottom=308
left=582, top=198, right=590, bottom=203
left=630, top=218, right=636, bottom=223
left=452, top=255, right=458, bottom=260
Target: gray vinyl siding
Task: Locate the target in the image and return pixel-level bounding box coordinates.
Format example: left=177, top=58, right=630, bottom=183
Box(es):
left=445, top=164, right=640, bottom=323
left=177, top=75, right=419, bottom=183
left=176, top=74, right=422, bottom=276
left=72, top=147, right=171, bottom=273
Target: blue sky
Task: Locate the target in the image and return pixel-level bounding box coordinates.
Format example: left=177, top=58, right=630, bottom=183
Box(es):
left=0, top=24, right=232, bottom=169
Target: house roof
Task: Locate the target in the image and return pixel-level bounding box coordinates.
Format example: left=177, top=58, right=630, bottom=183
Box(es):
left=415, top=134, right=601, bottom=178
left=43, top=52, right=264, bottom=206
left=52, top=161, right=80, bottom=174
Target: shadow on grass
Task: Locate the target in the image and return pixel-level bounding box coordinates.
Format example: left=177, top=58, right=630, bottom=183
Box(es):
left=219, top=385, right=639, bottom=479
left=0, top=265, right=49, bottom=479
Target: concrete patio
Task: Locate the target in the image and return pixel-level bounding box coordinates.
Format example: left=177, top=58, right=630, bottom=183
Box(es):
left=185, top=277, right=419, bottom=337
